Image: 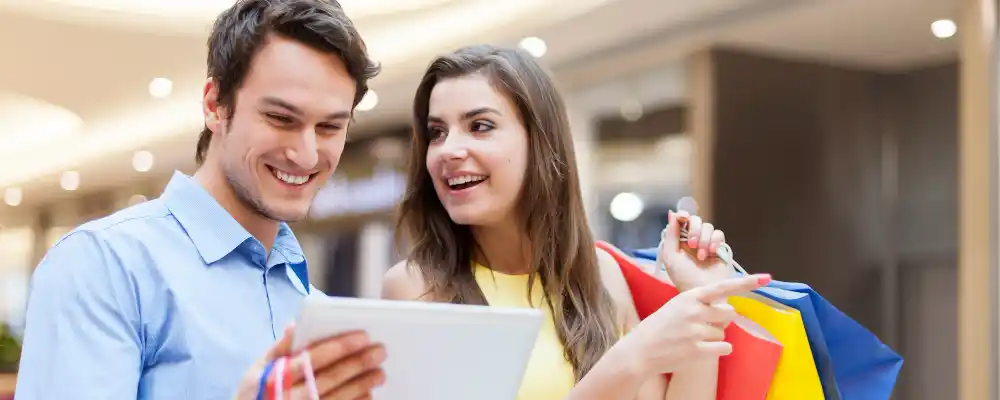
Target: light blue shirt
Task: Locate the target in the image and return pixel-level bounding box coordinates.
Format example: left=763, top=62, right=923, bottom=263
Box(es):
left=16, top=171, right=314, bottom=399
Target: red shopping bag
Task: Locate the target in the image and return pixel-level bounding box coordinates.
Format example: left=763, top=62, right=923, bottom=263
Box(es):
left=596, top=241, right=782, bottom=400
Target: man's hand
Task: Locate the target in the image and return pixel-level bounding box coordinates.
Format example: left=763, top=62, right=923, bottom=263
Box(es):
left=235, top=326, right=387, bottom=400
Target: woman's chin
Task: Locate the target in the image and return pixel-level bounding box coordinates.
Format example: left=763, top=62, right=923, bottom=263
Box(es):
left=445, top=207, right=490, bottom=226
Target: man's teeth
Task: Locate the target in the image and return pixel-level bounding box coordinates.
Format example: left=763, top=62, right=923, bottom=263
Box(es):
left=273, top=169, right=310, bottom=185
left=447, top=175, right=487, bottom=187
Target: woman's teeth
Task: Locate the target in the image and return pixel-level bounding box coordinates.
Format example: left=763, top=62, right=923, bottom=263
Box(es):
left=447, top=175, right=487, bottom=188
left=273, top=169, right=310, bottom=185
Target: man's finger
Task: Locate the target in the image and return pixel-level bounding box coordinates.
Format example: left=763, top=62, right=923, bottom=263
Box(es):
left=315, top=344, right=386, bottom=396
left=321, top=368, right=385, bottom=400
left=693, top=274, right=771, bottom=304
left=308, top=331, right=372, bottom=371
left=265, top=324, right=295, bottom=362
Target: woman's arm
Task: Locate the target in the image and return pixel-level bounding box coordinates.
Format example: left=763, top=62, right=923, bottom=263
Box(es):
left=663, top=360, right=718, bottom=400
left=562, top=248, right=659, bottom=399
left=567, top=248, right=719, bottom=400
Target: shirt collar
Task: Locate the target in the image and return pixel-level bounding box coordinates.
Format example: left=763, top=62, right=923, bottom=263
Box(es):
left=161, top=171, right=305, bottom=266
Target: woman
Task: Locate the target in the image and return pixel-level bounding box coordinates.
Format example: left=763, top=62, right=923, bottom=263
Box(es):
left=382, top=45, right=769, bottom=400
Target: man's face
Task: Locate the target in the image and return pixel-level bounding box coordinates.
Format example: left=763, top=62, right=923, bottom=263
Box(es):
left=203, top=34, right=355, bottom=222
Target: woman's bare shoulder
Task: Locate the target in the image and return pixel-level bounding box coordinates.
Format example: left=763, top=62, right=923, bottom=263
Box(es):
left=382, top=260, right=433, bottom=301
left=594, top=246, right=641, bottom=330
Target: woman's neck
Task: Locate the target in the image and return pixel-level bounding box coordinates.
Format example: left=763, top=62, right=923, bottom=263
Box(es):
left=471, top=221, right=531, bottom=275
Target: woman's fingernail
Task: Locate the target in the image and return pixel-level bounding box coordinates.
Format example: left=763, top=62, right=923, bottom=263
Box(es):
left=698, top=249, right=707, bottom=260
left=756, top=274, right=772, bottom=285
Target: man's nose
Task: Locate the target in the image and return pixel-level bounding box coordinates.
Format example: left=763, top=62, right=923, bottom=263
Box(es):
left=285, top=129, right=319, bottom=169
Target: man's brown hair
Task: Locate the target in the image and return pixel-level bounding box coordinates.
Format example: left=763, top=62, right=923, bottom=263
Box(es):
left=196, top=0, right=380, bottom=165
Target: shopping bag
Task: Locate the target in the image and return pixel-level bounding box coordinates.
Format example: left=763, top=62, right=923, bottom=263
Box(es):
left=596, top=241, right=782, bottom=400
left=717, top=316, right=784, bottom=400
left=762, top=281, right=903, bottom=400
left=631, top=247, right=903, bottom=400
left=729, top=294, right=825, bottom=399
left=752, top=286, right=839, bottom=400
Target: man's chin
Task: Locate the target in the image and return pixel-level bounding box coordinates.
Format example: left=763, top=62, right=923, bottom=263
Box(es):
left=259, top=203, right=311, bottom=223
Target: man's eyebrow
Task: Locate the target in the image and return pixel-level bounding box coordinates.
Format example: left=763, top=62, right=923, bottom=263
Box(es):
left=260, top=96, right=301, bottom=115
left=260, top=96, right=351, bottom=120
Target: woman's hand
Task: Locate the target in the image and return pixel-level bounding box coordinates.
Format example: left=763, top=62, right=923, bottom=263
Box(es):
left=659, top=211, right=734, bottom=292
left=618, top=273, right=771, bottom=376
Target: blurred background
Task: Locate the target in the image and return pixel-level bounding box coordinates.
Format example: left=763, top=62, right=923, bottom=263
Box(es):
left=0, top=0, right=996, bottom=398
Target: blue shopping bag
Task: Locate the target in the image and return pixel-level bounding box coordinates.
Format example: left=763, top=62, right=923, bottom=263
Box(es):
left=631, top=248, right=903, bottom=400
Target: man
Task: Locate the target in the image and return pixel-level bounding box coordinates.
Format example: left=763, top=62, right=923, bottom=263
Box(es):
left=15, top=1, right=386, bottom=398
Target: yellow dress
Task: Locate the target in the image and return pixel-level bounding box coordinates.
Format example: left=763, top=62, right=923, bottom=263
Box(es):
left=474, top=263, right=577, bottom=400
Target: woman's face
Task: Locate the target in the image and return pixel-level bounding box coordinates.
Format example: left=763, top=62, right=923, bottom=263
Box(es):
left=424, top=73, right=529, bottom=226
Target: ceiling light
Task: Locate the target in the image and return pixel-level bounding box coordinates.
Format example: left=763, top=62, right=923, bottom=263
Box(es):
left=609, top=192, right=644, bottom=222
left=60, top=171, right=80, bottom=191
left=676, top=196, right=699, bottom=215
left=148, top=78, right=173, bottom=99
left=931, top=19, right=957, bottom=38
left=132, top=150, right=154, bottom=172
left=518, top=37, right=547, bottom=58
left=3, top=187, right=21, bottom=207
left=356, top=90, right=378, bottom=112
left=620, top=101, right=644, bottom=122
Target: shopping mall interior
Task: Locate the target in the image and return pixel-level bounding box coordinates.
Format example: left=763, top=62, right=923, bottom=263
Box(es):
left=0, top=0, right=997, bottom=398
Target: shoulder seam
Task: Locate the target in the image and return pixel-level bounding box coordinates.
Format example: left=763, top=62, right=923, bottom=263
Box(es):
left=57, top=210, right=173, bottom=247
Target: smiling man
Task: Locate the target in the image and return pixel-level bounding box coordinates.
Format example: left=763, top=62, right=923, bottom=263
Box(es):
left=15, top=1, right=387, bottom=399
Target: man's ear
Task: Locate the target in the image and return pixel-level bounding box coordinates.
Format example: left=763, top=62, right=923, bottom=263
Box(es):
left=202, top=78, right=224, bottom=134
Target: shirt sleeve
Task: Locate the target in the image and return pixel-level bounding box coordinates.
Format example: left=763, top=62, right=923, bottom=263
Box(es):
left=15, top=230, right=142, bottom=399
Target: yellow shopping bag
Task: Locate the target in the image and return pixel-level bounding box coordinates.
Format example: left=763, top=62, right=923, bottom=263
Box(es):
left=729, top=294, right=825, bottom=400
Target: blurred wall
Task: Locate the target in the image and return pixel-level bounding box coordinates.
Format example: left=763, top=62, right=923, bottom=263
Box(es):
left=701, top=48, right=958, bottom=400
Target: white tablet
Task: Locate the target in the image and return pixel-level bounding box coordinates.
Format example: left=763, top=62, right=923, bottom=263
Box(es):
left=292, top=294, right=544, bottom=400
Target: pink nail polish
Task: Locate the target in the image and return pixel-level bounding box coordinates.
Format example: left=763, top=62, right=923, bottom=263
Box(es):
left=756, top=274, right=772, bottom=285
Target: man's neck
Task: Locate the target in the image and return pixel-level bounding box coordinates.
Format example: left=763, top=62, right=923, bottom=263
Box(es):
left=193, top=166, right=280, bottom=253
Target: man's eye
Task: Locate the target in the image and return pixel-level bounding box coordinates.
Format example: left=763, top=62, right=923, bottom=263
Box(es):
left=318, top=124, right=344, bottom=133
left=267, top=113, right=293, bottom=124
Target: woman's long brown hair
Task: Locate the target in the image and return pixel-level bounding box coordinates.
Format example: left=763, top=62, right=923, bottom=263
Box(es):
left=396, top=44, right=619, bottom=380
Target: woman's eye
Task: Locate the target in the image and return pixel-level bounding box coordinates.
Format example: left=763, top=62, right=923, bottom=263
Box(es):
left=470, top=121, right=494, bottom=132
left=427, top=126, right=446, bottom=140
